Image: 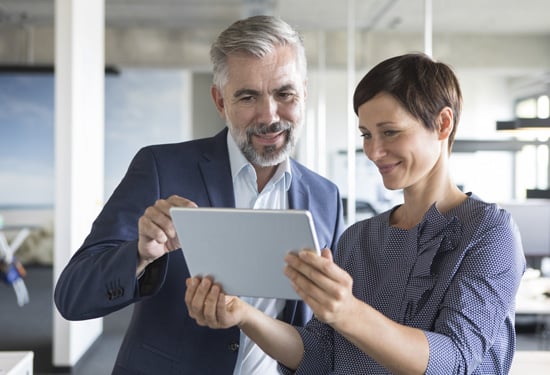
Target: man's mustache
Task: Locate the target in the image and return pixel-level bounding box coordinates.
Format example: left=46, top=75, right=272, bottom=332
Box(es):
left=247, top=122, right=292, bottom=136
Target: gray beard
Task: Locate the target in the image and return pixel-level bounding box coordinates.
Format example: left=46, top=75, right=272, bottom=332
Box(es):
left=229, top=121, right=298, bottom=167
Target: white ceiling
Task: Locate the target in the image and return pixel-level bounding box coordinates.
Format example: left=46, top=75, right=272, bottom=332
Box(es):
left=0, top=0, right=549, bottom=35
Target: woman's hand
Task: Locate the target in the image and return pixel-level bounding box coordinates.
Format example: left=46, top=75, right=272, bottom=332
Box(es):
left=284, top=248, right=358, bottom=328
left=185, top=276, right=306, bottom=370
left=185, top=276, right=247, bottom=329
left=286, top=249, right=430, bottom=374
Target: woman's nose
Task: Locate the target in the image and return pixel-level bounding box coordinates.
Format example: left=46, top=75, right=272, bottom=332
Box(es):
left=364, top=137, right=386, bottom=161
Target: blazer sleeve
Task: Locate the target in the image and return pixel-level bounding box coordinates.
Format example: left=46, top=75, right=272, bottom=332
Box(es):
left=54, top=147, right=171, bottom=320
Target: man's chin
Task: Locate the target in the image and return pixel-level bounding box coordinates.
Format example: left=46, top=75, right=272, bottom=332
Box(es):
left=252, top=153, right=285, bottom=167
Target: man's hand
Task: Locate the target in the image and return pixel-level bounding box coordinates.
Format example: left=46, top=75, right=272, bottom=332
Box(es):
left=136, top=195, right=197, bottom=275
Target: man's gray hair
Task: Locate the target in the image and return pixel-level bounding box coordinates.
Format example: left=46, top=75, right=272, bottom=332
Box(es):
left=210, top=15, right=307, bottom=89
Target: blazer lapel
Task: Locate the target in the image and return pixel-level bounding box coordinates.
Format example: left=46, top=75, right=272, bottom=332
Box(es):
left=198, top=134, right=312, bottom=209
left=198, top=129, right=236, bottom=208
left=288, top=161, right=309, bottom=210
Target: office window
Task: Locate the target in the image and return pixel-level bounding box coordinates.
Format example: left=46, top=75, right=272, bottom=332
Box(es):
left=515, top=94, right=550, bottom=119
left=508, top=93, right=550, bottom=197
left=537, top=95, right=549, bottom=119
left=515, top=98, right=537, bottom=118
left=0, top=69, right=188, bottom=209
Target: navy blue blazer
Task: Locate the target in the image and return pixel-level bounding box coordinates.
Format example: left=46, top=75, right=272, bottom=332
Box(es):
left=54, top=128, right=344, bottom=374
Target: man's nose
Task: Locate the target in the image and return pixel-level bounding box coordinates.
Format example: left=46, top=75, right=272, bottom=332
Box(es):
left=256, top=96, right=280, bottom=124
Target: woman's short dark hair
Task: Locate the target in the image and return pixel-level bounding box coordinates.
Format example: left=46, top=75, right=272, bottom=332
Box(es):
left=353, top=53, right=462, bottom=149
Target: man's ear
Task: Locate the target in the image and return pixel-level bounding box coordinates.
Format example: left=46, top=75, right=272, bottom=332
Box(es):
left=211, top=85, right=226, bottom=119
left=437, top=107, right=454, bottom=141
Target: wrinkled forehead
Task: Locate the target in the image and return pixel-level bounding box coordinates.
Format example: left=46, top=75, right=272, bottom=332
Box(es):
left=224, top=47, right=306, bottom=92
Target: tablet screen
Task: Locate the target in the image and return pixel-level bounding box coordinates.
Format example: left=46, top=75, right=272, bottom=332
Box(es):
left=170, top=207, right=320, bottom=299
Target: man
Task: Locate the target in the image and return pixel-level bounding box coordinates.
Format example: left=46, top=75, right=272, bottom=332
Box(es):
left=54, top=15, right=344, bottom=374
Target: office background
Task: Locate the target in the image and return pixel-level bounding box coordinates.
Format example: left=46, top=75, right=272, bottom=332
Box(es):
left=1, top=0, right=549, bottom=211
left=1, top=0, right=549, bottom=373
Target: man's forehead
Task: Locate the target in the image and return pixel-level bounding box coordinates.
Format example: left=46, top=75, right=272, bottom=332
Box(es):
left=226, top=67, right=305, bottom=91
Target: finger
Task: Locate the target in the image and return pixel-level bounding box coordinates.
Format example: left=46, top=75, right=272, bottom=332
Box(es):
left=166, top=195, right=199, bottom=208
left=140, top=204, right=174, bottom=241
left=185, top=277, right=210, bottom=325
left=142, top=199, right=187, bottom=250
left=285, top=263, right=350, bottom=325
left=185, top=277, right=202, bottom=319
left=203, top=284, right=222, bottom=325
left=216, top=292, right=227, bottom=324
left=151, top=200, right=179, bottom=238
left=295, top=249, right=342, bottom=284
left=189, top=277, right=213, bottom=324
left=285, top=251, right=332, bottom=284
left=139, top=212, right=168, bottom=244
left=164, top=196, right=199, bottom=248
left=284, top=262, right=325, bottom=306
left=320, top=248, right=333, bottom=261
left=285, top=252, right=349, bottom=305
left=284, top=255, right=328, bottom=307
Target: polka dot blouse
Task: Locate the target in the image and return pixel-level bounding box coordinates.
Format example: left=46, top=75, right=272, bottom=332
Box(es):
left=281, top=194, right=526, bottom=374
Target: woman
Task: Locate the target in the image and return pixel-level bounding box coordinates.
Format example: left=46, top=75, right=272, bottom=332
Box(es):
left=185, top=53, right=525, bottom=374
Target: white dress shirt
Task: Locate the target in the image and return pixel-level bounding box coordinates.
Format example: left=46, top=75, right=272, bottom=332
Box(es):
left=227, top=133, right=291, bottom=375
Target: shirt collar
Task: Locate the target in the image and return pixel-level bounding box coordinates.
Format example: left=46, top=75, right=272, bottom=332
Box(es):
left=227, top=131, right=292, bottom=191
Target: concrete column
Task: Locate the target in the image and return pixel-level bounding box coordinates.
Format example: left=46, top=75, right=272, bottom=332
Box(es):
left=52, top=0, right=105, bottom=367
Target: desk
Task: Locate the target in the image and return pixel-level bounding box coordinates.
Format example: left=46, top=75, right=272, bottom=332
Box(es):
left=510, top=350, right=550, bottom=374
left=516, top=280, right=550, bottom=313
left=0, top=351, right=33, bottom=375
left=515, top=275, right=550, bottom=349
left=516, top=276, right=550, bottom=314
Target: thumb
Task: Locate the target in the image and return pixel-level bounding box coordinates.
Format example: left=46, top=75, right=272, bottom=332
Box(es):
left=320, top=248, right=333, bottom=261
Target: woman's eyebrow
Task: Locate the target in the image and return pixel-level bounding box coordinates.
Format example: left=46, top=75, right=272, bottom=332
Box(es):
left=358, top=121, right=395, bottom=130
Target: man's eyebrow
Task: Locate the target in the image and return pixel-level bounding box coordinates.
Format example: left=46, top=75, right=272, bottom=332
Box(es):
left=233, top=84, right=297, bottom=98
left=275, top=84, right=296, bottom=92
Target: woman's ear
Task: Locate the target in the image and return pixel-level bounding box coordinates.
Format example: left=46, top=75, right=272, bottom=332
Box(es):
left=437, top=107, right=454, bottom=141
left=211, top=85, right=226, bottom=119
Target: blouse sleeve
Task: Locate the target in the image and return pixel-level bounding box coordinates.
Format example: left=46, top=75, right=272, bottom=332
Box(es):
left=278, top=317, right=335, bottom=375
left=424, top=213, right=525, bottom=374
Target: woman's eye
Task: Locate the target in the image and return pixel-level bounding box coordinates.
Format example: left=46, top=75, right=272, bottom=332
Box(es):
left=384, top=130, right=398, bottom=136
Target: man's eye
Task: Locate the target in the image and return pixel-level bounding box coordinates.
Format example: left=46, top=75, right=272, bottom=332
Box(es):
left=278, top=92, right=294, bottom=101
left=239, top=96, right=254, bottom=102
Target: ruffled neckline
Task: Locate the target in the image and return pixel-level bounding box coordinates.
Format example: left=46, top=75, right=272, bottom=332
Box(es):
left=399, top=202, right=464, bottom=323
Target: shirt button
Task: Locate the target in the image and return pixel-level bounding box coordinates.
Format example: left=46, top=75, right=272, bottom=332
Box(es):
left=228, top=342, right=239, bottom=351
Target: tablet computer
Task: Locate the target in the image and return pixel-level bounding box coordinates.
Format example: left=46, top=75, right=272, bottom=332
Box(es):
left=170, top=207, right=320, bottom=300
